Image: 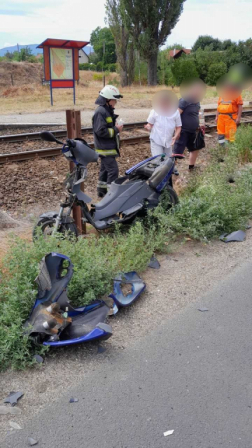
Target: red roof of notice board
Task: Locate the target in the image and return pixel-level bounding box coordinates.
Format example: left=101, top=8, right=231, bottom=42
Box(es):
left=37, top=39, right=89, bottom=49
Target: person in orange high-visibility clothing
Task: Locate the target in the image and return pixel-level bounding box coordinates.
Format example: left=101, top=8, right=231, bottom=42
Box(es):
left=216, top=86, right=243, bottom=146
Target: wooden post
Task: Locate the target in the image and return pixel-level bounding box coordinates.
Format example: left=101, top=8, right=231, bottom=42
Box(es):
left=66, top=110, right=86, bottom=235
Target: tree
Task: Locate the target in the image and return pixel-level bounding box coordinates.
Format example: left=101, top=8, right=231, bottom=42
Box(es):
left=106, top=0, right=135, bottom=86
left=192, top=35, right=222, bottom=52
left=165, top=43, right=184, bottom=52
left=4, top=51, right=13, bottom=60
left=122, top=0, right=186, bottom=85
left=222, top=39, right=233, bottom=50
left=206, top=62, right=227, bottom=85
left=194, top=48, right=223, bottom=82
left=171, top=56, right=198, bottom=85
left=90, top=27, right=117, bottom=66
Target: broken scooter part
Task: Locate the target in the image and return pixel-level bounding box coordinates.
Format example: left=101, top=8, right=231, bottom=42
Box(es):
left=219, top=230, right=246, bottom=243
left=110, top=271, right=146, bottom=311
left=4, top=391, right=24, bottom=407
left=24, top=253, right=112, bottom=347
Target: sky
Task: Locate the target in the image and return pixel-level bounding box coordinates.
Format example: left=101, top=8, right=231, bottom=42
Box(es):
left=0, top=0, right=252, bottom=50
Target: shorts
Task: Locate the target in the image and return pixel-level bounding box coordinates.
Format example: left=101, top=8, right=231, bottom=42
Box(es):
left=150, top=140, right=172, bottom=157
left=173, top=130, right=197, bottom=155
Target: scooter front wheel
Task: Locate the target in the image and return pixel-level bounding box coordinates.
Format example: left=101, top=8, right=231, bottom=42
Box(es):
left=33, top=218, right=78, bottom=240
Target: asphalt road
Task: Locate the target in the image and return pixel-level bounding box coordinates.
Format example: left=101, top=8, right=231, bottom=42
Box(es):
left=3, top=260, right=252, bottom=448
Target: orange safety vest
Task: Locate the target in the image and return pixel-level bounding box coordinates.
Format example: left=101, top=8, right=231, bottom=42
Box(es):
left=217, top=96, right=243, bottom=116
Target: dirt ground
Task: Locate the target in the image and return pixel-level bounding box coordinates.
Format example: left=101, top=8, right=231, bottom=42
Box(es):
left=0, top=135, right=215, bottom=216
left=1, top=63, right=252, bottom=116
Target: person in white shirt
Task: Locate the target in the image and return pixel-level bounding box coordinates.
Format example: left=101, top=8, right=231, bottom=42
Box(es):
left=144, top=90, right=182, bottom=157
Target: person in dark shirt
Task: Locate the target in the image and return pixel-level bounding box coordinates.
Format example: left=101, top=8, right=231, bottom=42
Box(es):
left=173, top=80, right=206, bottom=170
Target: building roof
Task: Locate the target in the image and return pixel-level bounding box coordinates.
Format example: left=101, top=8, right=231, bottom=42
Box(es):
left=169, top=48, right=191, bottom=58
left=37, top=39, right=89, bottom=49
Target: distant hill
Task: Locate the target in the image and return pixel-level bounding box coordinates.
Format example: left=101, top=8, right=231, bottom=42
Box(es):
left=0, top=43, right=93, bottom=57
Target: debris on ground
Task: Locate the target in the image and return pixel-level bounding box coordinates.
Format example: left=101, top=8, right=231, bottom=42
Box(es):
left=97, top=345, right=106, bottom=354
left=0, top=406, right=21, bottom=415
left=111, top=272, right=146, bottom=307
left=198, top=307, right=209, bottom=312
left=69, top=398, right=79, bottom=403
left=33, top=354, right=44, bottom=364
left=4, top=391, right=24, bottom=406
left=27, top=437, right=38, bottom=446
left=148, top=256, right=160, bottom=269
left=220, top=230, right=246, bottom=243
left=9, top=421, right=22, bottom=430
left=163, top=429, right=174, bottom=436
left=24, top=253, right=112, bottom=347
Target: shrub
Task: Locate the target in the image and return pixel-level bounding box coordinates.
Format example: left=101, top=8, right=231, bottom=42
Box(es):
left=79, top=63, right=96, bottom=71
left=206, top=62, right=227, bottom=85
left=171, top=57, right=199, bottom=85
left=93, top=73, right=103, bottom=81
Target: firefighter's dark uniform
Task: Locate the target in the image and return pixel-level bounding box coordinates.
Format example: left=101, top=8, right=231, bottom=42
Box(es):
left=92, top=95, right=120, bottom=197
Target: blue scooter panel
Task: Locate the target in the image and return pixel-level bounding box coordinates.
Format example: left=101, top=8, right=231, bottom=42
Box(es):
left=110, top=271, right=146, bottom=307
left=25, top=253, right=112, bottom=347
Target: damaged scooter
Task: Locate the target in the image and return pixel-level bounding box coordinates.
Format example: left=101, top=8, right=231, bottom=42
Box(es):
left=33, top=132, right=178, bottom=238
left=24, top=252, right=146, bottom=347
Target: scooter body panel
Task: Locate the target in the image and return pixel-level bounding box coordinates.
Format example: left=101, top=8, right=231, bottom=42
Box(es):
left=93, top=180, right=154, bottom=222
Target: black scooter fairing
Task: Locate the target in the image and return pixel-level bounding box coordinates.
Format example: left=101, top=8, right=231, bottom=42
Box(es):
left=93, top=157, right=174, bottom=222
left=93, top=179, right=153, bottom=222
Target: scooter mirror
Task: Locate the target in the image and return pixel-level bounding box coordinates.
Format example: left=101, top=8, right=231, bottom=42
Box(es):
left=40, top=131, right=62, bottom=144
left=40, top=131, right=63, bottom=145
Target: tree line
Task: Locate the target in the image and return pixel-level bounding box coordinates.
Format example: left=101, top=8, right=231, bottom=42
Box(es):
left=0, top=47, right=42, bottom=63
left=88, top=24, right=252, bottom=87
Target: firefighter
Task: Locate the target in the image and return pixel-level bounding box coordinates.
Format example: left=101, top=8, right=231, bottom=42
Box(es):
left=216, top=84, right=243, bottom=146
left=92, top=85, right=123, bottom=198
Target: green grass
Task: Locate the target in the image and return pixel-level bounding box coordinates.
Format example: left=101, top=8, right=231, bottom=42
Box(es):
left=1, top=124, right=252, bottom=371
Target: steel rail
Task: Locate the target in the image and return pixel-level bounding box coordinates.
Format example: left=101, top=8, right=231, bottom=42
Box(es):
left=0, top=121, right=252, bottom=164
left=1, top=110, right=252, bottom=144
left=0, top=121, right=149, bottom=144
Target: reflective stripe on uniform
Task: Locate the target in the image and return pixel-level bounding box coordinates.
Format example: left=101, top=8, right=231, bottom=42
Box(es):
left=106, top=117, right=113, bottom=123
left=108, top=128, right=114, bottom=138
left=97, top=181, right=107, bottom=188
left=95, top=148, right=118, bottom=156
left=218, top=134, right=225, bottom=144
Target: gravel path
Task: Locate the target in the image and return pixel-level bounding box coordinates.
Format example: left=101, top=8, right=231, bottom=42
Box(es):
left=0, top=109, right=151, bottom=126
left=2, top=103, right=246, bottom=126
left=1, top=226, right=252, bottom=442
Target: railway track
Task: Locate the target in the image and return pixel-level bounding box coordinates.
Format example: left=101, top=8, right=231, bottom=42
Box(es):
left=0, top=118, right=251, bottom=165
left=1, top=109, right=252, bottom=144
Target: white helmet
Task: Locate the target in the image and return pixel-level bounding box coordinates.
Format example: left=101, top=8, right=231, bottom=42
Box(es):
left=99, top=85, right=123, bottom=100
